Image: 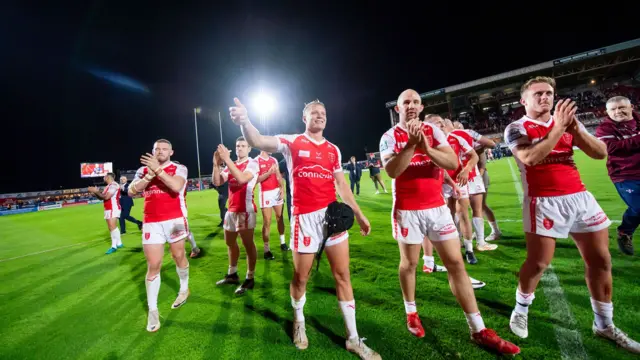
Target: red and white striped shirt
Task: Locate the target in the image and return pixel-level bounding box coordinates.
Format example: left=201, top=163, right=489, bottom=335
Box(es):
left=134, top=162, right=188, bottom=222
left=221, top=158, right=259, bottom=213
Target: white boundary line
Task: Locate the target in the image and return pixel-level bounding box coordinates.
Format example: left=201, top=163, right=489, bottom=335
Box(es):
left=0, top=239, right=103, bottom=263
left=507, top=158, right=588, bottom=360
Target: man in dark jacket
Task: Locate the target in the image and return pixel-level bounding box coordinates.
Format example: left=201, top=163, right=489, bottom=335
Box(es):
left=210, top=179, right=228, bottom=227
left=345, top=156, right=362, bottom=195
left=596, top=96, right=640, bottom=255
left=118, top=176, right=143, bottom=234
left=278, top=158, right=292, bottom=220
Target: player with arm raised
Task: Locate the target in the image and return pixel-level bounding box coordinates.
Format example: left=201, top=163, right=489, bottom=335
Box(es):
left=127, top=139, right=191, bottom=333
left=381, top=89, right=519, bottom=355
left=230, top=98, right=380, bottom=360
left=255, top=150, right=289, bottom=259
left=212, top=137, right=259, bottom=295
left=505, top=77, right=639, bottom=353
left=87, top=172, right=122, bottom=254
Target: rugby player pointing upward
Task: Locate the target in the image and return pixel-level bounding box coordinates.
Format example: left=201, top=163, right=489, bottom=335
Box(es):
left=505, top=77, right=639, bottom=353
left=230, top=98, right=381, bottom=360
left=128, top=139, right=191, bottom=332
left=381, top=89, right=519, bottom=355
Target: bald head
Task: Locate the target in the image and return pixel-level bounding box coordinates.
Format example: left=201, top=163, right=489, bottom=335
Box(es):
left=395, top=89, right=423, bottom=123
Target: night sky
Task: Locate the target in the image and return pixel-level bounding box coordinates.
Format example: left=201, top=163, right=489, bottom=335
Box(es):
left=3, top=2, right=638, bottom=193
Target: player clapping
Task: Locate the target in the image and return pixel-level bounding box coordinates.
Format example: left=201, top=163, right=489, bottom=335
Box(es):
left=87, top=172, right=122, bottom=254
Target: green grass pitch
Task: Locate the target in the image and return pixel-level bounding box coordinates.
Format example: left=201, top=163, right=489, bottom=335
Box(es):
left=0, top=152, right=638, bottom=359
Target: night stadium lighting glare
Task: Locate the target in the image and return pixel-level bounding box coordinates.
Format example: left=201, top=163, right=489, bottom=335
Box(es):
left=252, top=92, right=276, bottom=118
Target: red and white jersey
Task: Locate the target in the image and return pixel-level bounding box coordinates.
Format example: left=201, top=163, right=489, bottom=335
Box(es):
left=255, top=155, right=280, bottom=192
left=450, top=129, right=479, bottom=180
left=504, top=115, right=587, bottom=197
left=445, top=130, right=475, bottom=180
left=276, top=133, right=342, bottom=215
left=221, top=158, right=259, bottom=213
left=380, top=121, right=451, bottom=211
left=134, top=161, right=188, bottom=223
left=102, top=182, right=121, bottom=211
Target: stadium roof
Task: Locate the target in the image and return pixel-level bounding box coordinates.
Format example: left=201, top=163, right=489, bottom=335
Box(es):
left=385, top=38, right=640, bottom=109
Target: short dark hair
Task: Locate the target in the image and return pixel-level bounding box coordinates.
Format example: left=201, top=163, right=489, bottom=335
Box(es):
left=106, top=172, right=115, bottom=179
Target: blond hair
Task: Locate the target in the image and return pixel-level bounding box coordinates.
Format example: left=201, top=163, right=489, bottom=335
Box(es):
left=302, top=99, right=325, bottom=115
left=521, top=76, right=556, bottom=96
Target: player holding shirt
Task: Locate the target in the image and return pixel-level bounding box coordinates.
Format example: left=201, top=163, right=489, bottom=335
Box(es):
left=230, top=98, right=381, bottom=360
left=381, top=89, right=519, bottom=355
left=128, top=139, right=191, bottom=333
left=255, top=150, right=289, bottom=259
left=505, top=76, right=639, bottom=353
left=213, top=137, right=259, bottom=295
left=88, top=172, right=122, bottom=254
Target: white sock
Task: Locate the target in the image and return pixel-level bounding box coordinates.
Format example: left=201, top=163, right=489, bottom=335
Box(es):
left=176, top=265, right=189, bottom=293
left=145, top=274, right=161, bottom=311
left=292, top=294, right=306, bottom=322
left=515, top=288, right=535, bottom=314
left=422, top=255, right=434, bottom=269
left=404, top=300, right=417, bottom=314
left=591, top=298, right=614, bottom=329
left=188, top=232, right=197, bottom=249
left=463, top=239, right=474, bottom=253
left=339, top=300, right=359, bottom=340
left=465, top=312, right=486, bottom=334
left=489, top=221, right=500, bottom=233
left=110, top=229, right=120, bottom=248
left=228, top=265, right=238, bottom=275
left=279, top=234, right=285, bottom=245
left=472, top=217, right=485, bottom=245
left=264, top=242, right=270, bottom=253
left=246, top=270, right=255, bottom=279
left=114, top=228, right=122, bottom=246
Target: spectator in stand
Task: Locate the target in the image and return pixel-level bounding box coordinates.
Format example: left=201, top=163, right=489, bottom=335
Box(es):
left=345, top=156, right=363, bottom=196
left=596, top=96, right=640, bottom=255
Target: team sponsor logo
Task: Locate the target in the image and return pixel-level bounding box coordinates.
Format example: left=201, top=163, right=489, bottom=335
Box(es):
left=543, top=218, right=554, bottom=230
left=585, top=211, right=609, bottom=227
left=299, top=150, right=310, bottom=158
left=315, top=152, right=323, bottom=160
left=296, top=165, right=333, bottom=180
left=380, top=139, right=389, bottom=152
left=438, top=224, right=457, bottom=236
left=507, top=127, right=523, bottom=143
left=144, top=233, right=151, bottom=241
left=303, top=236, right=311, bottom=247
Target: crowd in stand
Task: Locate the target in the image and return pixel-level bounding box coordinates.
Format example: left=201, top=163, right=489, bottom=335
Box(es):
left=460, top=84, right=639, bottom=136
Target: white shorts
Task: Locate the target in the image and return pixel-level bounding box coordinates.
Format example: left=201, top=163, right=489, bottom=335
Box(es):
left=523, top=191, right=611, bottom=238
left=291, top=207, right=348, bottom=253
left=482, top=170, right=490, bottom=189
left=104, top=209, right=121, bottom=219
left=442, top=183, right=469, bottom=199
left=468, top=176, right=486, bottom=195
left=392, top=205, right=459, bottom=244
left=143, top=217, right=189, bottom=245
left=259, top=188, right=284, bottom=209
left=223, top=211, right=256, bottom=232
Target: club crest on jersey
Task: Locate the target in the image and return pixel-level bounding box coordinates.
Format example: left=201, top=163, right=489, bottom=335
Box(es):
left=562, top=133, right=572, bottom=143
left=303, top=236, right=311, bottom=247
left=299, top=150, right=310, bottom=158
left=144, top=233, right=151, bottom=241
left=401, top=227, right=409, bottom=238
left=543, top=218, right=554, bottom=230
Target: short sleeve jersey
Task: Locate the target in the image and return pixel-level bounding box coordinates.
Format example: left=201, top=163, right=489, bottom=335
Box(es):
left=276, top=133, right=342, bottom=215
left=103, top=182, right=121, bottom=211
left=446, top=130, right=475, bottom=180
left=221, top=158, right=259, bottom=213
left=380, top=121, right=451, bottom=210
left=134, top=162, right=188, bottom=222
left=256, top=155, right=280, bottom=192
left=504, top=115, right=587, bottom=197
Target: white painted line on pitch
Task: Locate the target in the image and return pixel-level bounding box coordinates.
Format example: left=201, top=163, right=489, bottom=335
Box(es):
left=507, top=158, right=587, bottom=360
left=0, top=239, right=104, bottom=263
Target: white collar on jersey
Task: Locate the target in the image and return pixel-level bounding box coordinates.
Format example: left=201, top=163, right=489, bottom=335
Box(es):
left=303, top=132, right=326, bottom=145
left=523, top=115, right=554, bottom=127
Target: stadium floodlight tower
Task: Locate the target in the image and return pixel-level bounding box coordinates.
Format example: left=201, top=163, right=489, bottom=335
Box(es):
left=251, top=90, right=277, bottom=135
